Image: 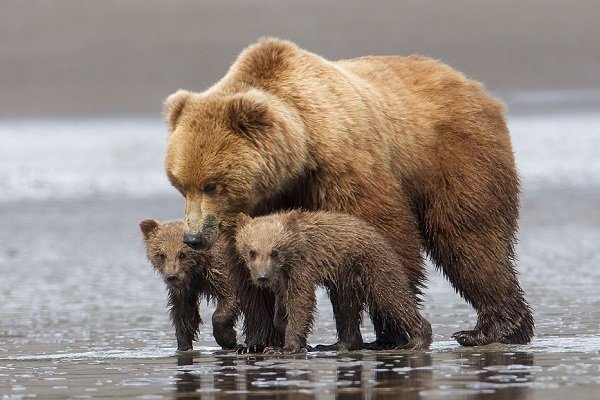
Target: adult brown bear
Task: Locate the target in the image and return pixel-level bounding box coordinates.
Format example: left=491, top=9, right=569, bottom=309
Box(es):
left=163, top=37, right=533, bottom=349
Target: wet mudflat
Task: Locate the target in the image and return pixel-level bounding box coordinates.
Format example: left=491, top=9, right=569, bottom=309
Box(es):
left=5, top=346, right=595, bottom=399
left=1, top=114, right=600, bottom=399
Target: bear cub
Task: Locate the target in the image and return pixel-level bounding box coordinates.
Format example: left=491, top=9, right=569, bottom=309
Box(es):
left=140, top=219, right=239, bottom=351
left=235, top=210, right=432, bottom=353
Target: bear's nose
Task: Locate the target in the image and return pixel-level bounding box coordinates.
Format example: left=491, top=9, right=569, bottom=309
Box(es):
left=257, top=276, right=270, bottom=284
left=183, top=233, right=206, bottom=250
left=165, top=274, right=178, bottom=284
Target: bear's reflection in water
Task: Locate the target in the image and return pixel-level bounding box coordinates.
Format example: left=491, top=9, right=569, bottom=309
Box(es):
left=172, top=350, right=534, bottom=399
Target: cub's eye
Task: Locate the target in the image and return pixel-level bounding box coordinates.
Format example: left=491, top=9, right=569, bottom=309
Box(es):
left=178, top=252, right=186, bottom=260
left=203, top=182, right=217, bottom=194
left=270, top=250, right=279, bottom=259
left=156, top=252, right=166, bottom=260
left=248, top=250, right=257, bottom=260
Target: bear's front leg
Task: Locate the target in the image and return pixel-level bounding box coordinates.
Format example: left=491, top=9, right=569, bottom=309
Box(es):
left=212, top=295, right=239, bottom=350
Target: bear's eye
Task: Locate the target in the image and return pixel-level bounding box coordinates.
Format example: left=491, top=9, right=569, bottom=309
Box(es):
left=270, top=249, right=279, bottom=259
left=156, top=252, right=166, bottom=261
left=248, top=250, right=257, bottom=260
left=203, top=182, right=217, bottom=194
left=178, top=252, right=186, bottom=260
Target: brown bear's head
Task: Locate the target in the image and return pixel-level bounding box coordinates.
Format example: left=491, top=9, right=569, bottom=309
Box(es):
left=234, top=212, right=298, bottom=290
left=140, top=218, right=211, bottom=291
left=163, top=88, right=307, bottom=251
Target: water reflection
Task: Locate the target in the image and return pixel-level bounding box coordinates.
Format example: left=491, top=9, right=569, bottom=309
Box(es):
left=171, top=349, right=534, bottom=399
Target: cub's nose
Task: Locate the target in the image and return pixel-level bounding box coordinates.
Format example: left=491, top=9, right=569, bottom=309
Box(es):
left=183, top=233, right=206, bottom=250
left=165, top=274, right=178, bottom=284
left=257, top=276, right=270, bottom=284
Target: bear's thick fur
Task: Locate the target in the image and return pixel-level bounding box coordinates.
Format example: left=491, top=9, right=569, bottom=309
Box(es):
left=163, top=38, right=533, bottom=349
left=140, top=219, right=238, bottom=351
left=235, top=210, right=432, bottom=353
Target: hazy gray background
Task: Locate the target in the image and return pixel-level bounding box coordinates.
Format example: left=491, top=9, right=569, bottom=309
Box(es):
left=2, top=0, right=599, bottom=118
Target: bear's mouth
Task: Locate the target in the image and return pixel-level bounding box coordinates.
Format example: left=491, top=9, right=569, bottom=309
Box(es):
left=164, top=274, right=183, bottom=288
left=253, top=275, right=272, bottom=288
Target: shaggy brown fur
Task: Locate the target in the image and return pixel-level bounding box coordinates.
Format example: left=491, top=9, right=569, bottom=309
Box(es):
left=140, top=219, right=239, bottom=351
left=235, top=211, right=432, bottom=353
left=163, top=38, right=533, bottom=350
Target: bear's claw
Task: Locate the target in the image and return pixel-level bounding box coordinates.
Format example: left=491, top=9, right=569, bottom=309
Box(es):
left=452, top=330, right=498, bottom=346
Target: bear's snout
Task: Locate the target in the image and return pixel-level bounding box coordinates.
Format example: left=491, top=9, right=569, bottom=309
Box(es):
left=183, top=233, right=208, bottom=250
left=165, top=273, right=179, bottom=285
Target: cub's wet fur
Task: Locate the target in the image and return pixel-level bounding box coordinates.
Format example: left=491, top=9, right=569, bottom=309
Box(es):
left=235, top=210, right=432, bottom=354
left=140, top=219, right=239, bottom=351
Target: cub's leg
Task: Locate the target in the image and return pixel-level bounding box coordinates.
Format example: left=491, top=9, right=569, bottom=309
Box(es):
left=169, top=289, right=201, bottom=351
left=271, top=281, right=316, bottom=354
left=350, top=182, right=424, bottom=349
left=315, top=286, right=363, bottom=351
left=363, top=265, right=432, bottom=350
left=273, top=295, right=288, bottom=334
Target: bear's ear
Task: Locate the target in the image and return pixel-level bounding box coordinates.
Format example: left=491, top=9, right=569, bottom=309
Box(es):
left=164, top=90, right=191, bottom=132
left=139, top=219, right=159, bottom=240
left=235, top=212, right=253, bottom=230
left=227, top=93, right=272, bottom=138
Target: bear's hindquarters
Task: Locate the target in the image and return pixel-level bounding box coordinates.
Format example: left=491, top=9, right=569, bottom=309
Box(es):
left=419, top=131, right=534, bottom=345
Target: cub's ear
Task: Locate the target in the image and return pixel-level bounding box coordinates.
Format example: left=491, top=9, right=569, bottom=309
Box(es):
left=284, top=209, right=303, bottom=226
left=164, top=90, right=191, bottom=132
left=227, top=92, right=272, bottom=138
left=139, top=219, right=159, bottom=240
left=235, top=212, right=253, bottom=230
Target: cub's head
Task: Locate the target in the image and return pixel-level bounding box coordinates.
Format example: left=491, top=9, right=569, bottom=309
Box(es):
left=234, top=213, right=297, bottom=289
left=163, top=88, right=307, bottom=251
left=140, top=218, right=210, bottom=291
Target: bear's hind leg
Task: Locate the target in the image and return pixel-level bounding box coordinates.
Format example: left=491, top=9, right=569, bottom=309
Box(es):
left=418, top=141, right=534, bottom=346
left=426, top=212, right=534, bottom=346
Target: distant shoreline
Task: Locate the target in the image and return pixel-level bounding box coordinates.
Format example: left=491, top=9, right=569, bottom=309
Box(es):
left=2, top=1, right=599, bottom=118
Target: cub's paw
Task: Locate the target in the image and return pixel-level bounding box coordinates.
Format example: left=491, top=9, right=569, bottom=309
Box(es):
left=264, top=345, right=308, bottom=355
left=281, top=345, right=307, bottom=355
left=263, top=346, right=283, bottom=354
left=236, top=344, right=265, bottom=354
left=176, top=343, right=194, bottom=352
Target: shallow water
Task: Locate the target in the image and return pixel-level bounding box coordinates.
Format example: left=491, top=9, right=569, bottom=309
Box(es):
left=1, top=113, right=600, bottom=398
